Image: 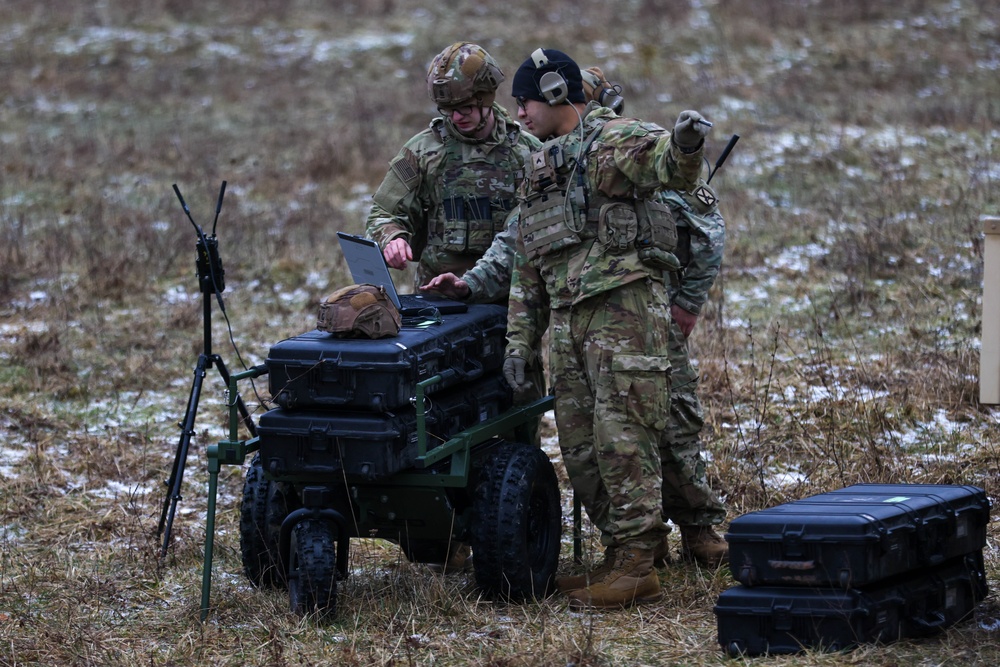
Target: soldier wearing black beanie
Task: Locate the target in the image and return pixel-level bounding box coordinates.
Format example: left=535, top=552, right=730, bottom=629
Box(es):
left=511, top=48, right=586, bottom=105
left=503, top=47, right=728, bottom=610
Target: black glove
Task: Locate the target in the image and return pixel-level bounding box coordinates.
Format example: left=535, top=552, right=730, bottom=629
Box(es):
left=673, top=110, right=709, bottom=150
left=503, top=355, right=528, bottom=392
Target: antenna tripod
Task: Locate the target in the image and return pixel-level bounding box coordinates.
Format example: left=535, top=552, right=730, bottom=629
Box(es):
left=157, top=181, right=258, bottom=558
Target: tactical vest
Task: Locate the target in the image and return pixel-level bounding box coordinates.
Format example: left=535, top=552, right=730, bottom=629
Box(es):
left=519, top=119, right=680, bottom=271
left=426, top=120, right=520, bottom=256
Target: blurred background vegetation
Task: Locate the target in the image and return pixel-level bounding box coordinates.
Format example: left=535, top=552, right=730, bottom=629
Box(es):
left=1, top=1, right=999, bottom=665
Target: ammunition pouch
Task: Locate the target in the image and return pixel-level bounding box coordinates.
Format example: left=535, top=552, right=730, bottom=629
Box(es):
left=596, top=202, right=638, bottom=254
left=589, top=196, right=680, bottom=271
left=436, top=195, right=512, bottom=255
left=635, top=199, right=680, bottom=271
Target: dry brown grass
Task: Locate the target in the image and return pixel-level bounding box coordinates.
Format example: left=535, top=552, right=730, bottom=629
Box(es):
left=1, top=0, right=999, bottom=665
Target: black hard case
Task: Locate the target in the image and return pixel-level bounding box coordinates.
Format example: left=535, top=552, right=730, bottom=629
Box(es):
left=266, top=303, right=508, bottom=412
left=257, top=374, right=513, bottom=481
left=714, top=552, right=988, bottom=657
left=726, top=483, right=990, bottom=588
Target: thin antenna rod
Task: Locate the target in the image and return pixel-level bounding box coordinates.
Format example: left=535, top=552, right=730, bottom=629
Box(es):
left=708, top=134, right=740, bottom=184
left=211, top=180, right=227, bottom=235
left=172, top=183, right=202, bottom=233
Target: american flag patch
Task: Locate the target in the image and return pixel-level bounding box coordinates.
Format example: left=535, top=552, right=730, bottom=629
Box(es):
left=389, top=149, right=420, bottom=190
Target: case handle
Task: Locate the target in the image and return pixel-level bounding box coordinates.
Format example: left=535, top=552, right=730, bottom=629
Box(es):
left=767, top=559, right=817, bottom=570
left=909, top=611, right=947, bottom=631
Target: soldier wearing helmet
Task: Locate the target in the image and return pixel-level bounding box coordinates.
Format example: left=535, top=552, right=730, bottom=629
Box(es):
left=365, top=42, right=543, bottom=292
left=363, top=43, right=544, bottom=575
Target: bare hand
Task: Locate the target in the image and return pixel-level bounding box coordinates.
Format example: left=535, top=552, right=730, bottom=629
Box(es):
left=671, top=303, right=699, bottom=338
left=421, top=272, right=470, bottom=299
left=383, top=238, right=413, bottom=270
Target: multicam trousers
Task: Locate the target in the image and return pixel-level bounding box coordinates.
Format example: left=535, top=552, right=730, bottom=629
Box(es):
left=548, top=278, right=671, bottom=551
left=660, top=317, right=728, bottom=526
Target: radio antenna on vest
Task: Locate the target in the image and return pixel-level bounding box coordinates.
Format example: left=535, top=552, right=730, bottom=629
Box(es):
left=707, top=134, right=740, bottom=184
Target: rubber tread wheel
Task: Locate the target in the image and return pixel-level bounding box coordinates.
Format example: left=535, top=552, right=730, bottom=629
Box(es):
left=471, top=441, right=561, bottom=600
left=287, top=518, right=338, bottom=617
left=239, top=453, right=299, bottom=587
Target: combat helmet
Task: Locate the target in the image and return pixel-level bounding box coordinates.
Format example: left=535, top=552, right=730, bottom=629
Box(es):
left=317, top=284, right=401, bottom=339
left=427, top=42, right=504, bottom=110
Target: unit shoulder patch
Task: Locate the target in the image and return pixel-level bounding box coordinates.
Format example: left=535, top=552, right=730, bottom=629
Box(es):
left=693, top=185, right=718, bottom=209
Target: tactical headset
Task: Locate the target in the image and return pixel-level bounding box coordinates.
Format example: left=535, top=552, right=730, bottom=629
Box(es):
left=580, top=68, right=625, bottom=114
left=531, top=48, right=569, bottom=106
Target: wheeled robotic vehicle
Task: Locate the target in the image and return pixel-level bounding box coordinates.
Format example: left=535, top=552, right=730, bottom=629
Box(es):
left=200, top=302, right=561, bottom=618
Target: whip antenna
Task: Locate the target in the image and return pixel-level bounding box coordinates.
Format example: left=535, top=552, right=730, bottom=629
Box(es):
left=211, top=180, right=227, bottom=235
left=708, top=134, right=740, bottom=184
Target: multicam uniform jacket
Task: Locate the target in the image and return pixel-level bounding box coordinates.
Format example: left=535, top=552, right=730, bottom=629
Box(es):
left=506, top=104, right=705, bottom=364
left=461, top=134, right=725, bottom=309
left=661, top=189, right=724, bottom=315
left=459, top=209, right=519, bottom=304
left=365, top=104, right=542, bottom=290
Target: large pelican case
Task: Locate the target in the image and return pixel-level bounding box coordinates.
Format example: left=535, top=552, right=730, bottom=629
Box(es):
left=714, top=551, right=988, bottom=657
left=726, top=484, right=990, bottom=588
left=266, top=303, right=509, bottom=412
left=257, top=374, right=513, bottom=481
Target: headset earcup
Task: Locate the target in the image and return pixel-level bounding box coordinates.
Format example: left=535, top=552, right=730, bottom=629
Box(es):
left=539, top=71, right=568, bottom=106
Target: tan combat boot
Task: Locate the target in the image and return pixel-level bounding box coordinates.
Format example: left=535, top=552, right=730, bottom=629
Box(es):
left=679, top=525, right=728, bottom=567
left=427, top=542, right=472, bottom=574
left=559, top=536, right=671, bottom=593
left=556, top=546, right=616, bottom=593
left=566, top=547, right=663, bottom=609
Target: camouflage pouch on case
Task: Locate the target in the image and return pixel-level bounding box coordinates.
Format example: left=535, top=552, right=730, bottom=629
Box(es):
left=317, top=284, right=401, bottom=339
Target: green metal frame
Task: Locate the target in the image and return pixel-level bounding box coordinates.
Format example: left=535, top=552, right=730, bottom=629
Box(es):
left=200, top=365, right=266, bottom=620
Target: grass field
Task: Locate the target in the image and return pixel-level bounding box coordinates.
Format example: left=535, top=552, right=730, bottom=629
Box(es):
left=1, top=1, right=999, bottom=665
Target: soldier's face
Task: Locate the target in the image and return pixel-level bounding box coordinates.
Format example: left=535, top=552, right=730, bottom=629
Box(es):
left=517, top=98, right=557, bottom=139
left=446, top=104, right=491, bottom=138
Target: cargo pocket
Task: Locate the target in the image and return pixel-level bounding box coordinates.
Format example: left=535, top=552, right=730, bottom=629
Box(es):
left=611, top=354, right=671, bottom=431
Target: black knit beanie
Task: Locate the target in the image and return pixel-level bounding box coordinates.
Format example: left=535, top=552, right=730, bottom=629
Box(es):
left=511, top=48, right=585, bottom=104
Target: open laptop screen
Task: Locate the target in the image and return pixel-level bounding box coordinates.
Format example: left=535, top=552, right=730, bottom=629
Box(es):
left=336, top=232, right=467, bottom=316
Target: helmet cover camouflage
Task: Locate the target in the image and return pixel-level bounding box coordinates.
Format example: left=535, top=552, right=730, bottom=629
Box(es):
left=317, top=284, right=401, bottom=339
left=427, top=42, right=504, bottom=108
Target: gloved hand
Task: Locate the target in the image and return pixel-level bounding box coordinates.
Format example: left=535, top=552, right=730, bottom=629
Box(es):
left=503, top=355, right=528, bottom=392
left=673, top=110, right=710, bottom=150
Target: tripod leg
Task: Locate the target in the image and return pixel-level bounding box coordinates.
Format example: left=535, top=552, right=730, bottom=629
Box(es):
left=158, top=353, right=208, bottom=557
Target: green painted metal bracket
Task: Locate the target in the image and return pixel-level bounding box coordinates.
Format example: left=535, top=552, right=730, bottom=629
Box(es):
left=389, top=386, right=555, bottom=488
left=200, top=364, right=267, bottom=622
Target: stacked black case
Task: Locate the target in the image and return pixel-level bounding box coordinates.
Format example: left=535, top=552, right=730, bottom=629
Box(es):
left=258, top=374, right=512, bottom=481
left=715, top=484, right=990, bottom=657
left=266, top=303, right=508, bottom=412
left=259, top=304, right=513, bottom=480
